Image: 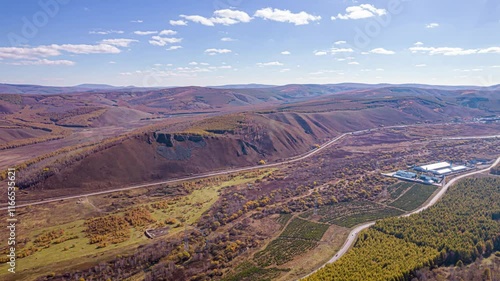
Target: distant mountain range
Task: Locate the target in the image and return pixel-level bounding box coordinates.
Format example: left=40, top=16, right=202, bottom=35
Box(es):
left=0, top=83, right=158, bottom=95
left=0, top=82, right=498, bottom=95
left=75, top=84, right=125, bottom=89
left=208, top=83, right=277, bottom=89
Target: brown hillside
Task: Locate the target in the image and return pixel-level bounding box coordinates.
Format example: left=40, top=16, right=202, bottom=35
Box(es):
left=27, top=113, right=325, bottom=196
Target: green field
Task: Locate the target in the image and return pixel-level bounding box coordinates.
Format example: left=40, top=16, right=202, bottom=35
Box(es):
left=387, top=182, right=414, bottom=199
left=223, top=262, right=289, bottom=281
left=329, top=208, right=404, bottom=228
left=254, top=238, right=318, bottom=267
left=280, top=218, right=329, bottom=241
left=254, top=218, right=329, bottom=267
left=302, top=201, right=404, bottom=228
left=275, top=214, right=293, bottom=229
left=389, top=183, right=437, bottom=211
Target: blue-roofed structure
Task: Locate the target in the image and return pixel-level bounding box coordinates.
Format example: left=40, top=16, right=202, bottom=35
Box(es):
left=395, top=170, right=417, bottom=179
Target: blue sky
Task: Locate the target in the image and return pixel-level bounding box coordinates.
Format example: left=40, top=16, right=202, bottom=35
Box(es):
left=0, top=0, right=499, bottom=87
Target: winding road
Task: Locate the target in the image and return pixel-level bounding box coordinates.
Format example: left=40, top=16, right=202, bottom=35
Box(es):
left=300, top=154, right=500, bottom=280
left=0, top=132, right=348, bottom=210
left=1, top=120, right=499, bottom=280
left=1, top=123, right=496, bottom=212
left=0, top=124, right=413, bottom=210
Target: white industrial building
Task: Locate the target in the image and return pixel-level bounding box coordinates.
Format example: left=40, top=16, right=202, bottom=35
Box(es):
left=419, top=162, right=451, bottom=172
left=451, top=165, right=467, bottom=172
left=435, top=168, right=452, bottom=175
left=416, top=162, right=467, bottom=175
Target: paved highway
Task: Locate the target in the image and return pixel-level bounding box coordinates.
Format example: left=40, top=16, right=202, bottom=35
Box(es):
left=2, top=121, right=499, bottom=278
left=1, top=123, right=420, bottom=210
left=300, top=154, right=500, bottom=280
left=0, top=132, right=347, bottom=210
left=1, top=123, right=495, bottom=211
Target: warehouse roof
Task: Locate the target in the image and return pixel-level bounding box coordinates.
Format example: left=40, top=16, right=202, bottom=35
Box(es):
left=435, top=168, right=452, bottom=174
left=451, top=165, right=467, bottom=171
left=419, top=162, right=451, bottom=171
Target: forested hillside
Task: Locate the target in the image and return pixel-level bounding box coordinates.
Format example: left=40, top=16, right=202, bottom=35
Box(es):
left=303, top=177, right=500, bottom=281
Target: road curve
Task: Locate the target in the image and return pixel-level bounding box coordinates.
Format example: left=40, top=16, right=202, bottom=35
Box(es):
left=0, top=123, right=492, bottom=211
left=2, top=123, right=421, bottom=210
left=0, top=133, right=346, bottom=210
left=300, top=154, right=500, bottom=280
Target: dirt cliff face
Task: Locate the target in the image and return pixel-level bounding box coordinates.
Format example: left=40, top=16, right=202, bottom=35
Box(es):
left=30, top=108, right=414, bottom=194
left=33, top=122, right=320, bottom=193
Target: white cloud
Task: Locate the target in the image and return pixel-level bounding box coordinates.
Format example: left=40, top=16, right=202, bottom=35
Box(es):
left=166, top=45, right=182, bottom=51
left=131, top=20, right=143, bottom=23
left=426, top=23, right=439, bottom=29
left=159, top=29, right=177, bottom=35
left=219, top=65, right=232, bottom=69
left=415, top=64, right=427, bottom=67
left=375, top=68, right=384, bottom=71
left=134, top=31, right=157, bottom=35
left=330, top=47, right=354, bottom=54
left=188, top=62, right=198, bottom=65
left=180, top=15, right=214, bottom=26
left=120, top=72, right=132, bottom=75
left=149, top=36, right=183, bottom=46
left=174, top=66, right=212, bottom=73
left=89, top=30, right=124, bottom=35
left=409, top=46, right=500, bottom=56
left=221, top=37, right=236, bottom=41
left=100, top=38, right=138, bottom=47
left=281, top=51, right=291, bottom=55
left=257, top=61, right=283, bottom=66
left=170, top=19, right=188, bottom=26
left=309, top=71, right=325, bottom=75
left=369, top=48, right=396, bottom=55
left=10, top=59, right=75, bottom=66
left=478, top=47, right=500, bottom=54
left=254, top=7, right=321, bottom=25
left=334, top=40, right=347, bottom=45
left=308, top=70, right=338, bottom=75
left=109, top=61, right=116, bottom=64
left=180, top=9, right=252, bottom=26
left=332, top=4, right=386, bottom=20
left=0, top=43, right=123, bottom=60
left=348, top=61, right=360, bottom=65
left=492, top=65, right=500, bottom=68
left=204, top=48, right=232, bottom=55
left=454, top=68, right=483, bottom=72
left=0, top=46, right=61, bottom=59
left=213, top=9, right=252, bottom=23
left=54, top=44, right=122, bottom=54
left=414, top=42, right=424, bottom=46
left=280, top=68, right=290, bottom=72
left=314, top=51, right=328, bottom=56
